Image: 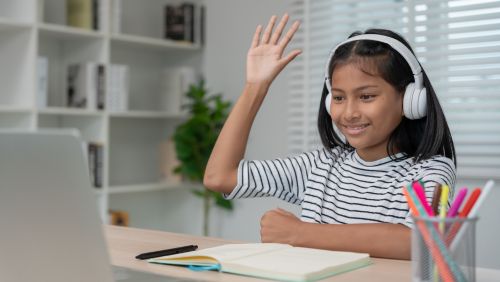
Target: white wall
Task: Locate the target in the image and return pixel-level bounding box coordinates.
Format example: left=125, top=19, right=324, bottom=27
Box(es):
left=202, top=0, right=299, bottom=241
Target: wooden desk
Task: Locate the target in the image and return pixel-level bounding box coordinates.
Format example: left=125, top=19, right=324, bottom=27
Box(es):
left=105, top=225, right=412, bottom=281
left=106, top=225, right=500, bottom=281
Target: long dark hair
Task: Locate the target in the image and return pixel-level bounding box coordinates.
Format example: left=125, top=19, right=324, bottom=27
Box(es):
left=318, top=28, right=456, bottom=165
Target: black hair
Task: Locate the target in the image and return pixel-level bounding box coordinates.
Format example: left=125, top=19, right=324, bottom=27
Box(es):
left=317, top=28, right=456, bottom=166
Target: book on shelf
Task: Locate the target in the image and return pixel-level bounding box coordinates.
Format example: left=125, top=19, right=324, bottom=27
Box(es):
left=37, top=56, right=48, bottom=109
left=164, top=2, right=204, bottom=44
left=148, top=243, right=371, bottom=282
left=183, top=4, right=194, bottom=43
left=67, top=0, right=100, bottom=30
left=97, top=64, right=105, bottom=110
left=106, top=64, right=129, bottom=112
left=87, top=142, right=103, bottom=188
left=67, top=62, right=97, bottom=109
left=67, top=63, right=129, bottom=111
left=199, top=5, right=205, bottom=46
left=92, top=0, right=100, bottom=31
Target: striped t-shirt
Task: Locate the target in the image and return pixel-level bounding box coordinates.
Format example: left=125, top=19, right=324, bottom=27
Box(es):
left=224, top=147, right=456, bottom=228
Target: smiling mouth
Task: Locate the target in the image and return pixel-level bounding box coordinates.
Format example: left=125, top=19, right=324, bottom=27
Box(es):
left=342, top=124, right=369, bottom=135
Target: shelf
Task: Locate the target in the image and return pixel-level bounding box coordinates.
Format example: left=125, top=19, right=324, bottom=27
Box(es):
left=37, top=108, right=187, bottom=119
left=0, top=0, right=204, bottom=224
left=38, top=107, right=104, bottom=117
left=109, top=110, right=187, bottom=119
left=111, top=33, right=200, bottom=52
left=0, top=17, right=33, bottom=31
left=108, top=181, right=196, bottom=194
left=0, top=106, right=32, bottom=113
left=38, top=23, right=104, bottom=40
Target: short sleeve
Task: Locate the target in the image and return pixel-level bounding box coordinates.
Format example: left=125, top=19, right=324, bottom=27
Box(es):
left=223, top=150, right=320, bottom=204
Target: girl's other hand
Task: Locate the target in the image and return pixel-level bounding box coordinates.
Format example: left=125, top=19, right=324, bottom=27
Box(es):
left=246, top=14, right=301, bottom=88
left=260, top=208, right=303, bottom=245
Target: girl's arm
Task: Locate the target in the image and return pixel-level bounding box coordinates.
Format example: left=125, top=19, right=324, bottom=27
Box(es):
left=260, top=209, right=411, bottom=260
left=204, top=14, right=301, bottom=194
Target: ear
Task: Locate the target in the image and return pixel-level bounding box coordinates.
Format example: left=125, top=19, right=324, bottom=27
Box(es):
left=399, top=89, right=406, bottom=117
left=401, top=99, right=405, bottom=116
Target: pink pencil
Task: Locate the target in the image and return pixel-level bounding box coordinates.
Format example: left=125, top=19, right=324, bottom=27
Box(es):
left=447, top=188, right=468, bottom=217
left=413, top=182, right=435, bottom=216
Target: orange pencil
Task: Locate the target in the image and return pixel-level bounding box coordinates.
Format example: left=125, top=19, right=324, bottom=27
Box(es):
left=446, top=188, right=481, bottom=245
left=459, top=188, right=482, bottom=217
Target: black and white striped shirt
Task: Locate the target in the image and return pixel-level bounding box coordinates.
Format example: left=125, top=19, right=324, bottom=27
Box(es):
left=224, top=147, right=456, bottom=228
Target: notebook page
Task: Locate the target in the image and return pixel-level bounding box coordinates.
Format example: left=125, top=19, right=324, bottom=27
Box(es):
left=222, top=247, right=370, bottom=280
left=161, top=243, right=289, bottom=262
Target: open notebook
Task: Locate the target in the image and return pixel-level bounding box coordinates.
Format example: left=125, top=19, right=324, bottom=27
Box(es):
left=148, top=243, right=371, bottom=282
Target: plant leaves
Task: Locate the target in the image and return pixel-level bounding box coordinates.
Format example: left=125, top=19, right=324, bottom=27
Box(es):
left=172, top=80, right=234, bottom=204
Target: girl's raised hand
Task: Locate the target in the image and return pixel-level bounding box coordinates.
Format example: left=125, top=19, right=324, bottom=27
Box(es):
left=246, top=14, right=301, bottom=87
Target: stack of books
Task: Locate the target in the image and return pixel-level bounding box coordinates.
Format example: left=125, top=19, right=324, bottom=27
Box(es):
left=67, top=63, right=129, bottom=112
left=164, top=2, right=204, bottom=45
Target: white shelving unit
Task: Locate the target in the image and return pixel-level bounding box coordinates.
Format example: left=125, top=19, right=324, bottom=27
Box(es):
left=0, top=0, right=203, bottom=220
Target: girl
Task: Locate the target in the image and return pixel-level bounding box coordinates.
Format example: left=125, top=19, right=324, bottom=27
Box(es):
left=204, top=14, right=456, bottom=260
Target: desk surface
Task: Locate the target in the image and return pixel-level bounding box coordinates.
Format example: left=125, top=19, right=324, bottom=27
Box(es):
left=105, top=225, right=412, bottom=281
left=105, top=225, right=500, bottom=282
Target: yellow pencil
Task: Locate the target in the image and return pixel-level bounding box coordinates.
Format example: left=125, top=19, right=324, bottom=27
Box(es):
left=434, top=184, right=450, bottom=282
left=439, top=185, right=449, bottom=233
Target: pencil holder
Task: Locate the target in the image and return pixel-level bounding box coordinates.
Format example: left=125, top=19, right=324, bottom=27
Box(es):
left=411, top=216, right=478, bottom=282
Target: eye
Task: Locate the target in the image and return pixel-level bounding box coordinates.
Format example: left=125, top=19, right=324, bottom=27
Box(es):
left=360, top=94, right=376, bottom=101
left=332, top=96, right=344, bottom=103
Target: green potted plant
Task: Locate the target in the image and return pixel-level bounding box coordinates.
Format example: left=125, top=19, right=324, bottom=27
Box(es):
left=172, top=80, right=233, bottom=236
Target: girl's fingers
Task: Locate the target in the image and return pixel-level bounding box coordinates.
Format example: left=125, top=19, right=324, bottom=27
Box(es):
left=251, top=25, right=262, bottom=48
left=278, top=20, right=300, bottom=49
left=270, top=14, right=289, bottom=45
left=260, top=15, right=277, bottom=44
left=281, top=49, right=302, bottom=65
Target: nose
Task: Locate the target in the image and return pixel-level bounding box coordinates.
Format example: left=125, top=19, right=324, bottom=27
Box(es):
left=343, top=99, right=361, bottom=121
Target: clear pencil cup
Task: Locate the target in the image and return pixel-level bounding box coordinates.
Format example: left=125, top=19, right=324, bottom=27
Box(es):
left=411, top=216, right=478, bottom=282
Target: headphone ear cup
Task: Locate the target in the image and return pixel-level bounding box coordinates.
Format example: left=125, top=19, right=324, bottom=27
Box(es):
left=403, top=83, right=427, bottom=120
left=416, top=87, right=427, bottom=118
left=324, top=93, right=332, bottom=115
left=403, top=83, right=416, bottom=119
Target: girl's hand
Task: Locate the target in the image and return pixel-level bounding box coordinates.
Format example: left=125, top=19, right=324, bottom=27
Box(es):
left=246, top=14, right=301, bottom=87
left=260, top=208, right=303, bottom=245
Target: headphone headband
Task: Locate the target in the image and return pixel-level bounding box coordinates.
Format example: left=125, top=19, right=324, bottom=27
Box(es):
left=324, top=34, right=424, bottom=94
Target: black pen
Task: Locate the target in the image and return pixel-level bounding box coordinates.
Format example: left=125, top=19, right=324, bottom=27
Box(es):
left=135, top=244, right=198, bottom=260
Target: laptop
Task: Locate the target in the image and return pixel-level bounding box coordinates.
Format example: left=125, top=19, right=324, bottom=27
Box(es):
left=0, top=130, right=191, bottom=282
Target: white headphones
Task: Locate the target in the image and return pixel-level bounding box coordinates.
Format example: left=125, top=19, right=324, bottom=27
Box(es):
left=324, top=34, right=427, bottom=120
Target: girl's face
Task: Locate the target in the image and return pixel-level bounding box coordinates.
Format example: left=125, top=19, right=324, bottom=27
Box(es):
left=330, top=63, right=404, bottom=161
